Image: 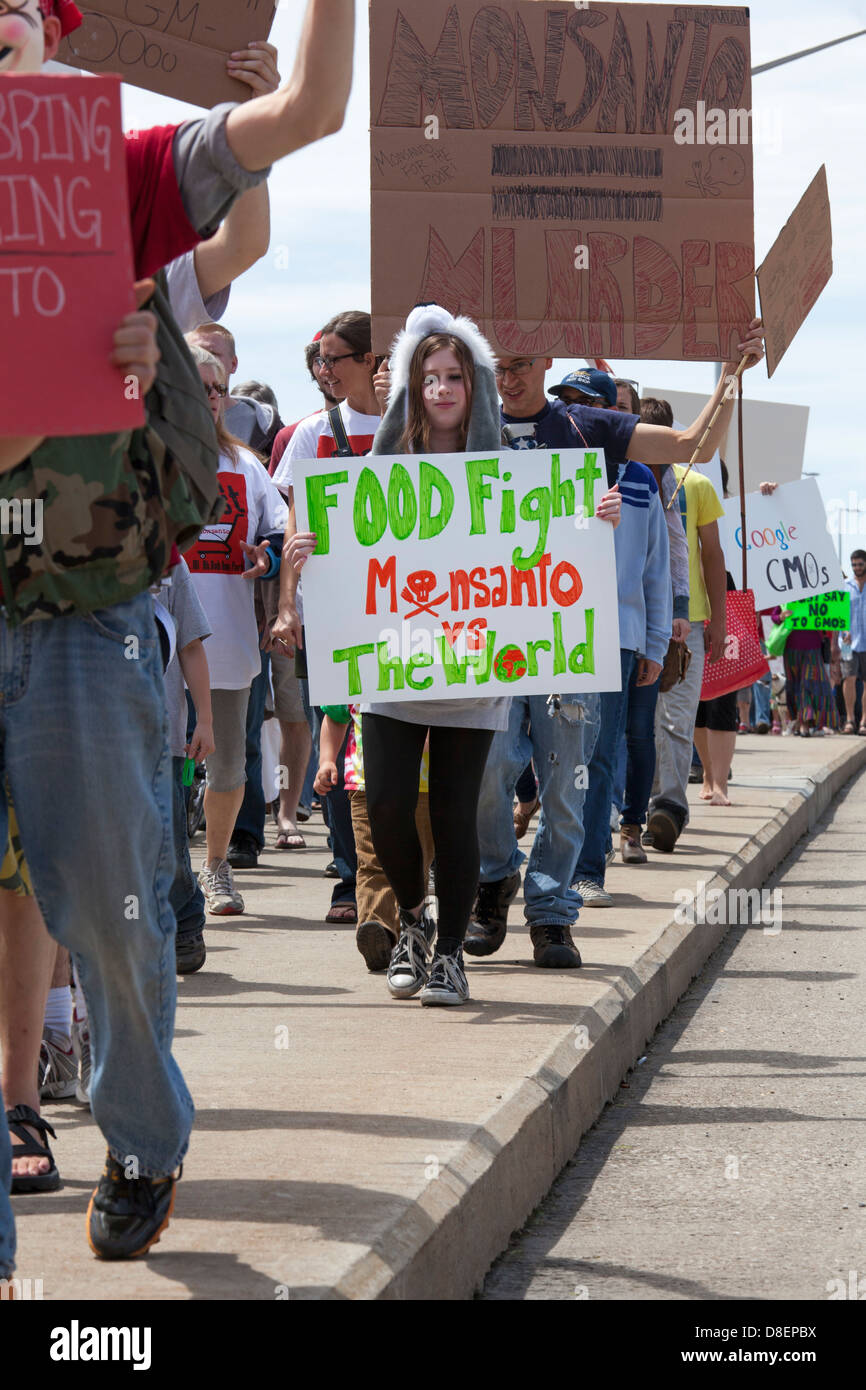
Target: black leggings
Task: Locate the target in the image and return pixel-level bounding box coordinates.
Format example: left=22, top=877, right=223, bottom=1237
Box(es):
left=361, top=714, right=494, bottom=949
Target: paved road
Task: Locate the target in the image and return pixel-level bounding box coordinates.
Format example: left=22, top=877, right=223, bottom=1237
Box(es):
left=481, top=766, right=866, bottom=1301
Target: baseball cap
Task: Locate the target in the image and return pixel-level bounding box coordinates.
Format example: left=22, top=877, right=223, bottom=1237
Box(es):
left=549, top=369, right=617, bottom=406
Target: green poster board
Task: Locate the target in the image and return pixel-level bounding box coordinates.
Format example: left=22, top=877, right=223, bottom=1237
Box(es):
left=786, top=590, right=850, bottom=631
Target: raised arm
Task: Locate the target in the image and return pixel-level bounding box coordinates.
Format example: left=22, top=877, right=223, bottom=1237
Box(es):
left=193, top=184, right=271, bottom=301
left=225, top=0, right=355, bottom=171
left=629, top=319, right=765, bottom=468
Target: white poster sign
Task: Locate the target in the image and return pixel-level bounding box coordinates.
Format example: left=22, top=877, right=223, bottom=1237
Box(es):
left=717, top=477, right=843, bottom=610
left=293, top=448, right=622, bottom=705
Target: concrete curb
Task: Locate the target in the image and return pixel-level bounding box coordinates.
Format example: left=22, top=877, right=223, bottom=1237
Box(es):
left=331, top=740, right=866, bottom=1300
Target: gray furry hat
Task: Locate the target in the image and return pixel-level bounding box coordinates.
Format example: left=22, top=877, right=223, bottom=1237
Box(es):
left=372, top=304, right=502, bottom=455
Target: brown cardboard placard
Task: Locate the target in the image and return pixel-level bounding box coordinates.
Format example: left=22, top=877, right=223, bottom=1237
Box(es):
left=370, top=1, right=755, bottom=361
left=757, top=166, right=832, bottom=378
left=57, top=1, right=276, bottom=109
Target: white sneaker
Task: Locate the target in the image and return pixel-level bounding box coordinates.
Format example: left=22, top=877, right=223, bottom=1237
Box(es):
left=199, top=859, right=244, bottom=915
left=38, top=1029, right=77, bottom=1099
left=576, top=878, right=614, bottom=908
left=72, top=1019, right=92, bottom=1108
left=420, top=951, right=470, bottom=1007
left=387, top=909, right=435, bottom=998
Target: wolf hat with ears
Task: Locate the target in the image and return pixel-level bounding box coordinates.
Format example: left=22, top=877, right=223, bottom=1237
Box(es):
left=372, top=303, right=502, bottom=455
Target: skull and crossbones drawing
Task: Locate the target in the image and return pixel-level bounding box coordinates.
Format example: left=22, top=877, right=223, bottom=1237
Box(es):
left=401, top=569, right=448, bottom=619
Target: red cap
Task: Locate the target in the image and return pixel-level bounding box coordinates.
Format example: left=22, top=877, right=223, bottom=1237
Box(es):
left=39, top=1, right=84, bottom=38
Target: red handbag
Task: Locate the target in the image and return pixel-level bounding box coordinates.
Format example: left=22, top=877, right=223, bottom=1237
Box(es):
left=700, top=588, right=769, bottom=699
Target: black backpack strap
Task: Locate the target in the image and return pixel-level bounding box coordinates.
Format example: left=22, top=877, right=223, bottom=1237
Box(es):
left=328, top=406, right=355, bottom=457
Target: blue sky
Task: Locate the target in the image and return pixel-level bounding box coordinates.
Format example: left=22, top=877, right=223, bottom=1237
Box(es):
left=117, top=1, right=866, bottom=533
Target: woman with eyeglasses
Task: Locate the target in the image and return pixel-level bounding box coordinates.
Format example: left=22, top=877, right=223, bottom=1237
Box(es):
left=183, top=346, right=288, bottom=918
left=271, top=310, right=384, bottom=928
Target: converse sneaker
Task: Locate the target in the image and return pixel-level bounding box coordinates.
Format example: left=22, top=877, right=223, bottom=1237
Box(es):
left=38, top=1029, right=77, bottom=1100
left=530, top=923, right=582, bottom=969
left=199, top=859, right=244, bottom=915
left=420, top=950, right=470, bottom=1006
left=72, top=1019, right=92, bottom=1108
left=387, top=908, right=436, bottom=998
left=464, top=871, right=521, bottom=957
left=87, top=1151, right=178, bottom=1261
left=575, top=878, right=614, bottom=907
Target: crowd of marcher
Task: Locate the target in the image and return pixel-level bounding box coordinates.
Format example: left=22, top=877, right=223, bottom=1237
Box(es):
left=2, top=0, right=860, bottom=1282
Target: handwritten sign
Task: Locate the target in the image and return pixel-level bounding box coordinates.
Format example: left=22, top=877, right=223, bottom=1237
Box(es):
left=293, top=447, right=622, bottom=704
left=371, top=2, right=755, bottom=360
left=786, top=590, right=850, bottom=632
left=716, top=478, right=843, bottom=612
left=757, top=166, right=832, bottom=378
left=0, top=74, right=143, bottom=437
left=58, top=1, right=277, bottom=109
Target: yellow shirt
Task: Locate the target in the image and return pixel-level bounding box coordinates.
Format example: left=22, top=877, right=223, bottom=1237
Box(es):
left=672, top=466, right=724, bottom=622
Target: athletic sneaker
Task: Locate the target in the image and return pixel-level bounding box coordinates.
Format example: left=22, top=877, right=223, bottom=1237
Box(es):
left=420, top=950, right=470, bottom=1006
left=356, top=919, right=396, bottom=973
left=199, top=859, right=244, bottom=915
left=72, top=1019, right=92, bottom=1108
left=38, top=1029, right=77, bottom=1100
left=387, top=908, right=436, bottom=998
left=575, top=878, right=614, bottom=907
left=87, top=1152, right=178, bottom=1261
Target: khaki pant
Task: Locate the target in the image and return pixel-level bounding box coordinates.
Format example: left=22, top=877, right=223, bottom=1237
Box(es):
left=349, top=788, right=435, bottom=939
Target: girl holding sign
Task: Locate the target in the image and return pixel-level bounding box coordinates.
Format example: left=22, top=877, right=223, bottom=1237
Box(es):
left=358, top=305, right=511, bottom=1006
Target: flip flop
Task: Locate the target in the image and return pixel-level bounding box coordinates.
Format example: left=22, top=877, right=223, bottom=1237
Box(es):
left=325, top=904, right=357, bottom=924
left=7, top=1103, right=61, bottom=1194
left=275, top=829, right=306, bottom=849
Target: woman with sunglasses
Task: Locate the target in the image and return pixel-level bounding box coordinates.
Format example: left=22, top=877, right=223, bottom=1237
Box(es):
left=184, top=346, right=288, bottom=917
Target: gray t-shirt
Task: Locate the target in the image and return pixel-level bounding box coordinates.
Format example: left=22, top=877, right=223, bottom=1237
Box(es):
left=172, top=103, right=270, bottom=238
left=157, top=560, right=212, bottom=757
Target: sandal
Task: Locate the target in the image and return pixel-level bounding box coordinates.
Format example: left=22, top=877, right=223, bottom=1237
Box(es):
left=858, top=724, right=866, bottom=737
left=325, top=903, right=357, bottom=924
left=7, top=1104, right=61, bottom=1194
left=513, top=797, right=540, bottom=839
left=843, top=721, right=856, bottom=734
left=275, top=828, right=306, bottom=849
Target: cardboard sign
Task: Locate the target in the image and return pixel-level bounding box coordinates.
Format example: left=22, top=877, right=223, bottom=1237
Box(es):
left=757, top=166, right=832, bottom=378
left=57, top=1, right=276, bottom=109
left=786, top=590, right=850, bottom=632
left=293, top=447, right=621, bottom=704
left=371, top=2, right=755, bottom=361
left=0, top=74, right=143, bottom=437
left=716, top=478, right=843, bottom=612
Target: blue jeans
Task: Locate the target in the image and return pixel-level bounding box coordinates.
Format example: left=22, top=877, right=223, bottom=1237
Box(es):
left=233, top=649, right=270, bottom=849
left=575, top=649, right=636, bottom=887
left=312, top=706, right=356, bottom=906
left=170, top=756, right=205, bottom=939
left=752, top=676, right=771, bottom=726
left=477, top=693, right=600, bottom=927
left=622, top=673, right=661, bottom=828
left=0, top=593, right=195, bottom=1275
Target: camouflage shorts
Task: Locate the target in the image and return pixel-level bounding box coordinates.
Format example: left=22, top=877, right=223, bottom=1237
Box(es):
left=0, top=789, right=32, bottom=897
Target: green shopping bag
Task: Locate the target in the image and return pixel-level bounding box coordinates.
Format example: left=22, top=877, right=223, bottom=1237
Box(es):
left=765, top=619, right=791, bottom=658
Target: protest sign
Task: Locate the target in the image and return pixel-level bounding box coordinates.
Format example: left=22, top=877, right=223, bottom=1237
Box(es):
left=57, top=1, right=276, bottom=109
left=786, top=590, right=850, bottom=632
left=716, top=477, right=842, bottom=611
left=371, top=2, right=754, bottom=361
left=293, top=446, right=621, bottom=705
left=757, top=166, right=832, bottom=378
left=0, top=74, right=143, bottom=436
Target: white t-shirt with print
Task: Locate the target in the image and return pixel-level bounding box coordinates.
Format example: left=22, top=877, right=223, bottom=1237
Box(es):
left=270, top=400, right=381, bottom=498
left=185, top=447, right=288, bottom=690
